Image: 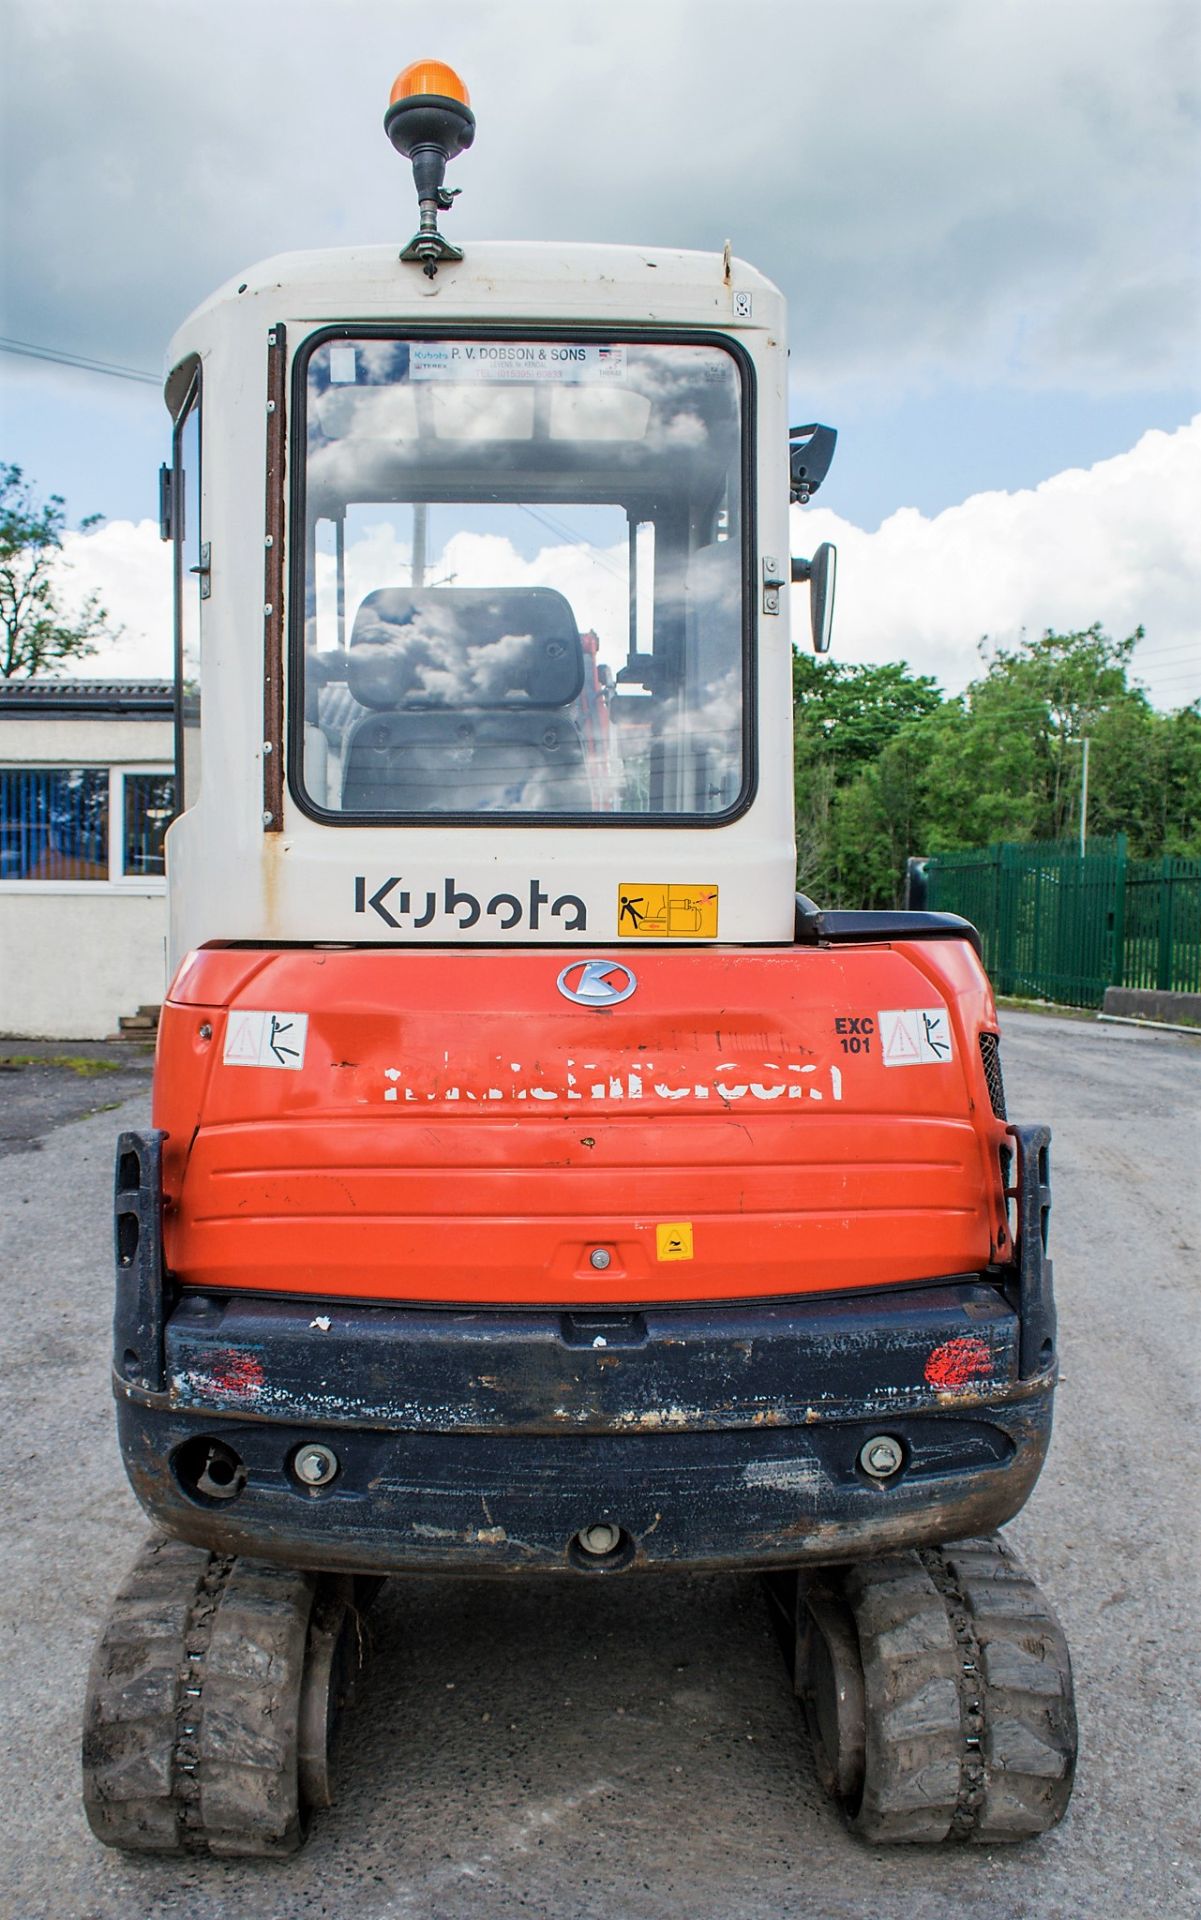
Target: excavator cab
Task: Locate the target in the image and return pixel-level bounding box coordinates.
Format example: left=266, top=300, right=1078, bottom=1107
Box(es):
left=83, top=59, right=1076, bottom=1859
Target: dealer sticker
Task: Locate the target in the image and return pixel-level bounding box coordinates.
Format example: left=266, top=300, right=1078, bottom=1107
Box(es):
left=409, top=342, right=628, bottom=383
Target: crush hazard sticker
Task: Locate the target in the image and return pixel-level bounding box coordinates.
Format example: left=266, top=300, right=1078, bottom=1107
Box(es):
left=617, top=884, right=718, bottom=938
left=223, top=1010, right=309, bottom=1071
left=878, top=1008, right=953, bottom=1067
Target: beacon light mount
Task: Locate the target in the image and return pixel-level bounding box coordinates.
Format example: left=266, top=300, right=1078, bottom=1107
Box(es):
left=385, top=59, right=476, bottom=277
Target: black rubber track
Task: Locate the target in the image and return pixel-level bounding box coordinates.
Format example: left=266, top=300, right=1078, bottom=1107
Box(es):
left=82, top=1534, right=319, bottom=1856
left=930, top=1537, right=1077, bottom=1842
left=797, top=1533, right=1076, bottom=1844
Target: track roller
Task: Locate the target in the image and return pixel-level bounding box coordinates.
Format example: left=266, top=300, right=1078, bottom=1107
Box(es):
left=82, top=1534, right=372, bottom=1856
left=793, top=1533, right=1076, bottom=1844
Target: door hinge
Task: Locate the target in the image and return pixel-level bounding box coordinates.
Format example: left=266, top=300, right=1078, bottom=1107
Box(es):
left=158, top=465, right=174, bottom=544
left=190, top=542, right=212, bottom=599
left=762, top=555, right=786, bottom=615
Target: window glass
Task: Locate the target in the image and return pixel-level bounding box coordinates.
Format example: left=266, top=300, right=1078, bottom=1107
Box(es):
left=123, top=772, right=176, bottom=876
left=173, top=380, right=202, bottom=807
left=0, top=769, right=109, bottom=879
left=297, top=337, right=746, bottom=821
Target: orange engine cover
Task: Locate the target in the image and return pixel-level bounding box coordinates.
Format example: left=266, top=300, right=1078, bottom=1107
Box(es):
left=154, top=942, right=1011, bottom=1307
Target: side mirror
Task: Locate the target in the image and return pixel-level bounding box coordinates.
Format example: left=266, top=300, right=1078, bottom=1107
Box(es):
left=791, top=542, right=837, bottom=654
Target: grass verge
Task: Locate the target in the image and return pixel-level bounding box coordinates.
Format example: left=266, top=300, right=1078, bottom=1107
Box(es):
left=0, top=1054, right=125, bottom=1077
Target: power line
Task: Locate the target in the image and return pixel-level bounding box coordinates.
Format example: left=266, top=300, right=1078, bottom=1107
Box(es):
left=517, top=504, right=626, bottom=580
left=0, top=335, right=159, bottom=387
left=1132, top=646, right=1201, bottom=664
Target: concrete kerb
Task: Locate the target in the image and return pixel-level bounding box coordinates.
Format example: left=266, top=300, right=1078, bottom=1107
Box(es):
left=1101, top=987, right=1201, bottom=1029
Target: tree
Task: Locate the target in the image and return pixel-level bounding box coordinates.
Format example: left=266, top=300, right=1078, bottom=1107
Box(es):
left=967, top=623, right=1145, bottom=842
left=801, top=624, right=1193, bottom=908
left=1088, top=696, right=1201, bottom=858
left=793, top=655, right=943, bottom=772
left=0, top=464, right=116, bottom=678
left=793, top=656, right=943, bottom=895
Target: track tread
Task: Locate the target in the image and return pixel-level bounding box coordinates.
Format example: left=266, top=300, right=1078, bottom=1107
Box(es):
left=82, top=1532, right=321, bottom=1857
left=82, top=1536, right=213, bottom=1851
left=190, top=1560, right=316, bottom=1857
left=844, top=1551, right=962, bottom=1843
left=933, top=1536, right=1076, bottom=1841
left=799, top=1532, right=1076, bottom=1846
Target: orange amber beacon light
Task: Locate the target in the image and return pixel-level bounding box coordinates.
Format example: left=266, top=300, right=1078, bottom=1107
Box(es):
left=384, top=57, right=476, bottom=276
left=388, top=57, right=471, bottom=107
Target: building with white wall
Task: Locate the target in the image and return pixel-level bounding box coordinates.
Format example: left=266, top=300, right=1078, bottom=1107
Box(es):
left=0, top=681, right=174, bottom=1039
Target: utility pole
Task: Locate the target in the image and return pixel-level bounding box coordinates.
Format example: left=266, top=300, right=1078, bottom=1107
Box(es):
left=1079, top=734, right=1091, bottom=855
left=412, top=502, right=428, bottom=587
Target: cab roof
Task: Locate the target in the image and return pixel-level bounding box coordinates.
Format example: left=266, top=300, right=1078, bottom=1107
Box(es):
left=164, top=240, right=784, bottom=409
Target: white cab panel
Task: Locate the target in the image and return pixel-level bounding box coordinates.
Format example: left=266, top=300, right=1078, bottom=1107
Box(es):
left=163, top=244, right=797, bottom=964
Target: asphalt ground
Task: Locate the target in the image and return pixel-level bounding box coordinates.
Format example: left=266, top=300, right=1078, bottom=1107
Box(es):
left=0, top=1040, right=154, bottom=1160
left=1, top=1011, right=1198, bottom=1920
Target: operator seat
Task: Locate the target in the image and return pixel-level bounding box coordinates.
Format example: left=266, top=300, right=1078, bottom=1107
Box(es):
left=341, top=586, right=591, bottom=813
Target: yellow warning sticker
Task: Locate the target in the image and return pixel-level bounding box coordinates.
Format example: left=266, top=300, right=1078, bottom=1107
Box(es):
left=656, top=1222, right=694, bottom=1262
left=617, top=884, right=719, bottom=938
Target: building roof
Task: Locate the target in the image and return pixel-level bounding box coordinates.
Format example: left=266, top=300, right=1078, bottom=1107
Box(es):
left=0, top=680, right=173, bottom=719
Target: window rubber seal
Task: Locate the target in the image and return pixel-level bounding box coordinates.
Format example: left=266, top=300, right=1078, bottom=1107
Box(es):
left=283, top=321, right=759, bottom=833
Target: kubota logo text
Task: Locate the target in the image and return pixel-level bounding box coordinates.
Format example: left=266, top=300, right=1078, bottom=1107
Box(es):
left=354, top=875, right=586, bottom=932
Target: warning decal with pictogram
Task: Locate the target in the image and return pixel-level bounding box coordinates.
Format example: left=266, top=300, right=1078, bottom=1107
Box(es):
left=224, top=1013, right=263, bottom=1062
left=222, top=1010, right=309, bottom=1070
left=617, top=883, right=718, bottom=938
left=878, top=1007, right=954, bottom=1067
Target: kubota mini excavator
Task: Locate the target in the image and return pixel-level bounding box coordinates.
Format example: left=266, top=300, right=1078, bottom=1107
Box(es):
left=83, top=58, right=1076, bottom=1855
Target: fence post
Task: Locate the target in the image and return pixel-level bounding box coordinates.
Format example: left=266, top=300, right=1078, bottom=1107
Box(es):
left=1157, top=853, right=1175, bottom=992
left=1110, top=833, right=1127, bottom=991
left=996, top=844, right=1014, bottom=995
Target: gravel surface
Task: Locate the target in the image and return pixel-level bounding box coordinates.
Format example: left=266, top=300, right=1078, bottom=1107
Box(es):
left=1, top=1011, right=1197, bottom=1920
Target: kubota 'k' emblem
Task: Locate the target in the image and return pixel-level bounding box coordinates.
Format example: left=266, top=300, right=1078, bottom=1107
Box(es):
left=556, top=960, right=638, bottom=1008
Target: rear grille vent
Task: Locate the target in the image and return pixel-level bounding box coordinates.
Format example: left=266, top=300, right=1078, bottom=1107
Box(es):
left=979, top=1032, right=1007, bottom=1118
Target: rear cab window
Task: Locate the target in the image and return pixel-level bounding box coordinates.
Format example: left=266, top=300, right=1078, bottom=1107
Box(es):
left=290, top=333, right=751, bottom=826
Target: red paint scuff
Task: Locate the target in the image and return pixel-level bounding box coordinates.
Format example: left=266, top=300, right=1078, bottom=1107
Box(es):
left=924, top=1336, right=993, bottom=1390
left=207, top=1350, right=266, bottom=1397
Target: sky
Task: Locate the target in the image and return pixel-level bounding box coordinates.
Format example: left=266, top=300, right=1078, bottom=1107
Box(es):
left=1, top=0, right=1198, bottom=708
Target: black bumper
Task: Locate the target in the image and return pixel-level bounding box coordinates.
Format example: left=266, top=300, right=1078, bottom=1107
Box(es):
left=111, top=1126, right=1058, bottom=1577
left=115, top=1285, right=1053, bottom=1576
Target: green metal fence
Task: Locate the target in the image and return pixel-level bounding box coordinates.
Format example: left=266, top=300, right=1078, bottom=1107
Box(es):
left=1123, top=854, right=1201, bottom=995
left=922, top=835, right=1201, bottom=1007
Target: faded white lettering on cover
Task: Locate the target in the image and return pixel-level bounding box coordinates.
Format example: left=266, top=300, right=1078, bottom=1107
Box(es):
left=879, top=1008, right=954, bottom=1067
left=223, top=1010, right=309, bottom=1071
left=376, top=1058, right=845, bottom=1105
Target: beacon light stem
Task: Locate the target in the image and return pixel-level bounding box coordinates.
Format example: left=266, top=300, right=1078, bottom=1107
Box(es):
left=385, top=59, right=476, bottom=277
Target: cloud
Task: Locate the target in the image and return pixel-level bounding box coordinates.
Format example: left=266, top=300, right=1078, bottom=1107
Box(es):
left=311, top=522, right=629, bottom=672
left=54, top=518, right=171, bottom=678
left=2, top=0, right=1197, bottom=396
left=790, top=416, right=1201, bottom=708
left=53, top=419, right=1199, bottom=712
